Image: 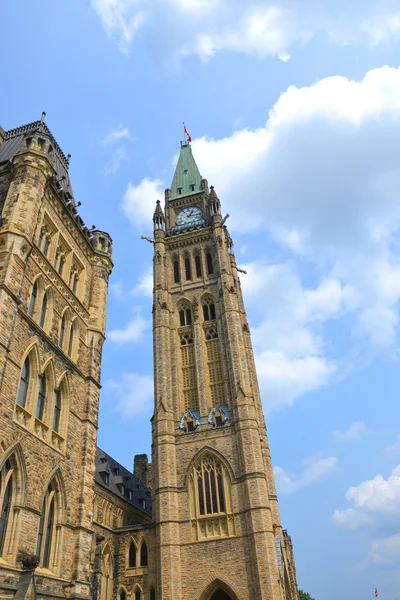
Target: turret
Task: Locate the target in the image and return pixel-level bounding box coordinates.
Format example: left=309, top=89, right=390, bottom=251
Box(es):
left=153, top=199, right=165, bottom=231
left=91, top=229, right=113, bottom=258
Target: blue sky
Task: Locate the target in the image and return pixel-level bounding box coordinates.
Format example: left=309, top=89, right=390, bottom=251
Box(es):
left=3, top=0, right=400, bottom=597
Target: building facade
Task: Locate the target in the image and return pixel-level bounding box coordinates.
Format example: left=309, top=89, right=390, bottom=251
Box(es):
left=0, top=116, right=112, bottom=600
left=0, top=117, right=298, bottom=600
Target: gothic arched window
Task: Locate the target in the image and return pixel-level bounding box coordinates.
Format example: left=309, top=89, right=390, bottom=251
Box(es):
left=59, top=313, right=66, bottom=348
left=179, top=304, right=192, bottom=327
left=173, top=259, right=180, bottom=284
left=37, top=481, right=58, bottom=569
left=195, top=254, right=202, bottom=278
left=28, top=281, right=38, bottom=317
left=100, top=545, right=114, bottom=600
left=128, top=541, right=136, bottom=568
left=184, top=257, right=192, bottom=281
left=53, top=389, right=62, bottom=433
left=39, top=292, right=48, bottom=328
left=206, top=251, right=214, bottom=275
left=134, top=590, right=141, bottom=600
left=17, top=357, right=30, bottom=408
left=150, top=588, right=156, bottom=600
left=119, top=589, right=126, bottom=600
left=0, top=460, right=13, bottom=556
left=36, top=375, right=47, bottom=421
left=140, top=540, right=148, bottom=567
left=203, top=298, right=216, bottom=322
left=189, top=453, right=234, bottom=541
left=72, top=273, right=79, bottom=294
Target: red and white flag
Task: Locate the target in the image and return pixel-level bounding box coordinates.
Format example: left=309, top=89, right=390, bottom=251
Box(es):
left=375, top=588, right=379, bottom=597
left=183, top=123, right=192, bottom=143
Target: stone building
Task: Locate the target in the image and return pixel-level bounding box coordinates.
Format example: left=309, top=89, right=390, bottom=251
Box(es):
left=0, top=117, right=298, bottom=600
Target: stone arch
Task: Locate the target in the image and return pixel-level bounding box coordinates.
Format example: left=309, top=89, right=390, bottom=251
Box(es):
left=126, top=536, right=138, bottom=568
left=28, top=274, right=45, bottom=320
left=36, top=468, right=66, bottom=573
left=100, top=543, right=114, bottom=600
left=36, top=358, right=56, bottom=426
left=0, top=443, right=26, bottom=561
left=68, top=316, right=80, bottom=361
left=39, top=284, right=54, bottom=332
left=53, top=372, right=70, bottom=439
left=184, top=446, right=235, bottom=488
left=200, top=579, right=239, bottom=600
left=15, top=342, right=40, bottom=419
left=118, top=585, right=128, bottom=600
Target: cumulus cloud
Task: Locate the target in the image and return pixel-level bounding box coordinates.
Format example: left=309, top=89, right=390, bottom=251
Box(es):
left=90, top=0, right=400, bottom=61
left=122, top=65, right=400, bottom=409
left=274, top=455, right=338, bottom=495
left=332, top=465, right=400, bottom=530
left=122, top=177, right=164, bottom=228
left=104, top=147, right=128, bottom=175
left=333, top=421, right=367, bottom=442
left=101, top=125, right=130, bottom=145
left=367, top=532, right=400, bottom=565
left=108, top=311, right=149, bottom=344
left=105, top=372, right=153, bottom=417
left=132, top=265, right=153, bottom=297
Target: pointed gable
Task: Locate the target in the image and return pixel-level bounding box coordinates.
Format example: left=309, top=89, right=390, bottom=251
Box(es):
left=170, top=143, right=202, bottom=200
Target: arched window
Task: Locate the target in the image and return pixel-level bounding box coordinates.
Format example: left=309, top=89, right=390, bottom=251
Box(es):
left=39, top=292, right=48, bottom=328
left=37, top=480, right=58, bottom=569
left=173, top=260, right=180, bottom=284
left=150, top=588, right=155, bottom=600
left=128, top=541, right=136, bottom=568
left=205, top=324, right=226, bottom=406
left=36, top=375, right=47, bottom=421
left=28, top=281, right=38, bottom=317
left=140, top=540, right=148, bottom=567
left=206, top=252, right=214, bottom=275
left=180, top=332, right=198, bottom=412
left=185, top=257, right=192, bottom=281
left=53, top=389, right=61, bottom=432
left=0, top=460, right=13, bottom=556
left=179, top=305, right=192, bottom=327
left=68, top=322, right=75, bottom=357
left=195, top=255, right=202, bottom=278
left=59, top=314, right=66, bottom=348
left=135, top=591, right=141, bottom=600
left=100, top=545, right=114, bottom=600
left=189, top=453, right=234, bottom=541
left=203, top=299, right=216, bottom=322
left=119, top=589, right=126, bottom=600
left=17, top=357, right=30, bottom=408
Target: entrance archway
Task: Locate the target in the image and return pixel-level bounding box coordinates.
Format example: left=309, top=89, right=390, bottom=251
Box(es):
left=210, top=592, right=232, bottom=600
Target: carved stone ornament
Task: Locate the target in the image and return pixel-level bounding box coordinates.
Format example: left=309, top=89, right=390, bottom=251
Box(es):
left=17, top=549, right=40, bottom=571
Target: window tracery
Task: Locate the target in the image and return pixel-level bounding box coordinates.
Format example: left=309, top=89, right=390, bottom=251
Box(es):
left=189, top=453, right=234, bottom=541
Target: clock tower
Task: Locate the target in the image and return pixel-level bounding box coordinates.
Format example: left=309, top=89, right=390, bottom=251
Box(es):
left=151, top=142, right=298, bottom=600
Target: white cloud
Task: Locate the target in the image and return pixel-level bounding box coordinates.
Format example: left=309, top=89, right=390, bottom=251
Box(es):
left=274, top=455, right=338, bottom=495
left=384, top=435, right=400, bottom=458
left=109, top=280, right=124, bottom=300
left=332, top=465, right=400, bottom=530
left=367, top=532, right=400, bottom=565
left=91, top=0, right=147, bottom=55
left=104, top=147, right=128, bottom=175
left=101, top=125, right=130, bottom=145
left=132, top=265, right=153, bottom=297
left=108, top=311, right=149, bottom=344
left=90, top=0, right=400, bottom=61
left=105, top=372, right=153, bottom=417
left=333, top=421, right=367, bottom=442
left=122, top=177, right=164, bottom=228
left=121, top=65, right=400, bottom=410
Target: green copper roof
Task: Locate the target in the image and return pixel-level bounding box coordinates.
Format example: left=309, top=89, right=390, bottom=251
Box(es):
left=170, top=143, right=202, bottom=200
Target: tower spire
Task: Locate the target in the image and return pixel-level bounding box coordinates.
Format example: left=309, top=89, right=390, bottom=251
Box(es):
left=170, top=143, right=202, bottom=200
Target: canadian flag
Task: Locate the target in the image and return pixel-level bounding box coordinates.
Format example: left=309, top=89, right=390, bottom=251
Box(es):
left=375, top=589, right=379, bottom=597
left=183, top=123, right=192, bottom=143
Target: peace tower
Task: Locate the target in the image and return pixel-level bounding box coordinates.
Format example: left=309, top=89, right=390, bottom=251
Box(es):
left=150, top=142, right=298, bottom=600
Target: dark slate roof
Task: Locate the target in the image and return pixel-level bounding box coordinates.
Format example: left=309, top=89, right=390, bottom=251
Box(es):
left=0, top=118, right=77, bottom=207
left=94, top=448, right=152, bottom=518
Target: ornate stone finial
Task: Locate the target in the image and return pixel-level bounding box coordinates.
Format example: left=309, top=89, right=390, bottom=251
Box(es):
left=41, top=111, right=46, bottom=123
left=153, top=200, right=165, bottom=230
left=208, top=185, right=221, bottom=216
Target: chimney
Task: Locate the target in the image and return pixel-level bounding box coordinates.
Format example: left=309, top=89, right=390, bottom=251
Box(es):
left=134, top=454, right=149, bottom=487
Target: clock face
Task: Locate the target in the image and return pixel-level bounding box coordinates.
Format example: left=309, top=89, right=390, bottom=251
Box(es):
left=176, top=207, right=202, bottom=225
